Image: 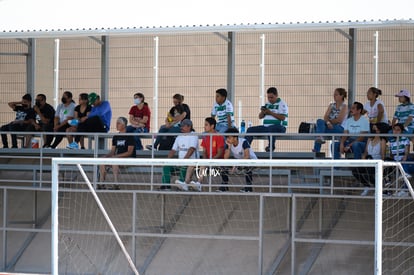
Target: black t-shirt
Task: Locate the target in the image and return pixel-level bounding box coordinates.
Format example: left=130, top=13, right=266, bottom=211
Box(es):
left=14, top=106, right=36, bottom=122
left=112, top=135, right=136, bottom=157
left=168, top=104, right=191, bottom=121
left=182, top=103, right=191, bottom=120
left=74, top=104, right=92, bottom=119
left=37, top=103, right=55, bottom=126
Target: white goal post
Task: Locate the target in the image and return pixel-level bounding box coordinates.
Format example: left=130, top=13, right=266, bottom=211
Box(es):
left=51, top=157, right=408, bottom=274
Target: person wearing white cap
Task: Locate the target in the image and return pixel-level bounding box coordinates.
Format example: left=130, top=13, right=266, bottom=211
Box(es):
left=391, top=89, right=414, bottom=134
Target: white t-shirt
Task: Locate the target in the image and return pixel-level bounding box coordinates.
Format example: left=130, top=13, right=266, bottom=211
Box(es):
left=367, top=139, right=382, bottom=160
left=344, top=115, right=370, bottom=137
left=172, top=133, right=199, bottom=159
left=364, top=99, right=388, bottom=124
left=55, top=102, right=76, bottom=123
left=225, top=138, right=257, bottom=159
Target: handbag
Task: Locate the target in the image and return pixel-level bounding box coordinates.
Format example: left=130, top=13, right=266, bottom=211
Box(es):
left=298, top=122, right=315, bottom=133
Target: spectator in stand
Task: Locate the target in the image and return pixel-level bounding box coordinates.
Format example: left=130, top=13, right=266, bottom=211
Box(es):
left=174, top=93, right=191, bottom=120
left=221, top=127, right=257, bottom=192
left=386, top=123, right=413, bottom=197
left=98, top=117, right=136, bottom=190
left=364, top=87, right=389, bottom=128
left=66, top=93, right=92, bottom=149
left=391, top=89, right=414, bottom=140
left=211, top=88, right=235, bottom=133
left=1, top=94, right=36, bottom=148
left=27, top=93, right=55, bottom=148
left=49, top=91, right=76, bottom=148
left=188, top=117, right=228, bottom=191
left=67, top=92, right=112, bottom=149
left=334, top=101, right=370, bottom=159
left=246, top=87, right=288, bottom=152
left=352, top=123, right=389, bottom=196
left=161, top=119, right=199, bottom=191
left=313, top=88, right=348, bottom=153
left=126, top=92, right=151, bottom=150
left=146, top=93, right=190, bottom=151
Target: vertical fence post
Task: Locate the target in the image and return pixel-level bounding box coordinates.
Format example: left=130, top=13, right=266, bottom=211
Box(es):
left=374, top=161, right=383, bottom=274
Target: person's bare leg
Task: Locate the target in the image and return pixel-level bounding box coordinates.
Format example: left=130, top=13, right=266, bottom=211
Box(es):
left=112, top=165, right=120, bottom=189
left=185, top=166, right=195, bottom=183
left=99, top=165, right=107, bottom=182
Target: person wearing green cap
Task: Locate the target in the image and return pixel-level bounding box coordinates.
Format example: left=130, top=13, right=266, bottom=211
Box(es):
left=67, top=92, right=112, bottom=149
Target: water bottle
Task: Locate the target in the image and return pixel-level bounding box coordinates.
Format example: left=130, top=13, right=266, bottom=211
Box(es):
left=240, top=120, right=246, bottom=133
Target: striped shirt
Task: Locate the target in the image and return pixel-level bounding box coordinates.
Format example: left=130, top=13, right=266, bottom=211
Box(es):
left=211, top=99, right=235, bottom=126
left=393, top=102, right=414, bottom=131
left=263, top=98, right=288, bottom=127
left=389, top=136, right=410, bottom=161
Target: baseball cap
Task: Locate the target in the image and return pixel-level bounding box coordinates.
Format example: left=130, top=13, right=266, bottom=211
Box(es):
left=180, top=119, right=193, bottom=127
left=88, top=92, right=98, bottom=105
left=395, top=89, right=410, bottom=98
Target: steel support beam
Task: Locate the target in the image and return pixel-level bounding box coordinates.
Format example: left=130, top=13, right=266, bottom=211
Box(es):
left=101, top=36, right=109, bottom=100
left=26, top=38, right=36, bottom=95
left=348, top=29, right=357, bottom=107
left=227, top=32, right=235, bottom=104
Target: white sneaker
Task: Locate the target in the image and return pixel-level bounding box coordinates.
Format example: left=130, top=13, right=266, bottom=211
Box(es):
left=360, top=187, right=370, bottom=196
left=190, top=181, right=202, bottom=192
left=396, top=190, right=409, bottom=197
left=174, top=180, right=188, bottom=191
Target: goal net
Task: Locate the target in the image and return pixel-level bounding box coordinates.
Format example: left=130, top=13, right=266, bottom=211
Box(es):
left=51, top=158, right=413, bottom=275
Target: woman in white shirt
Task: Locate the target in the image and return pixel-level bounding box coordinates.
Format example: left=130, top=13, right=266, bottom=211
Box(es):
left=352, top=123, right=390, bottom=195
left=364, top=87, right=388, bottom=126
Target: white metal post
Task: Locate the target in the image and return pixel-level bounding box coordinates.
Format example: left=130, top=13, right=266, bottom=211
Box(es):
left=153, top=36, right=159, bottom=132
left=373, top=31, right=379, bottom=87
left=374, top=161, right=383, bottom=275
left=259, top=34, right=266, bottom=150
left=260, top=34, right=265, bottom=107
left=51, top=161, right=59, bottom=275
left=53, top=39, right=60, bottom=110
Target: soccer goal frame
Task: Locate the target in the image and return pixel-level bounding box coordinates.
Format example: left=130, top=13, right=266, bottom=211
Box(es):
left=51, top=157, right=405, bottom=274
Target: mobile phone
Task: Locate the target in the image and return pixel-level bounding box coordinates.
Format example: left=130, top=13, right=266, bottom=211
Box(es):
left=261, top=105, right=267, bottom=110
